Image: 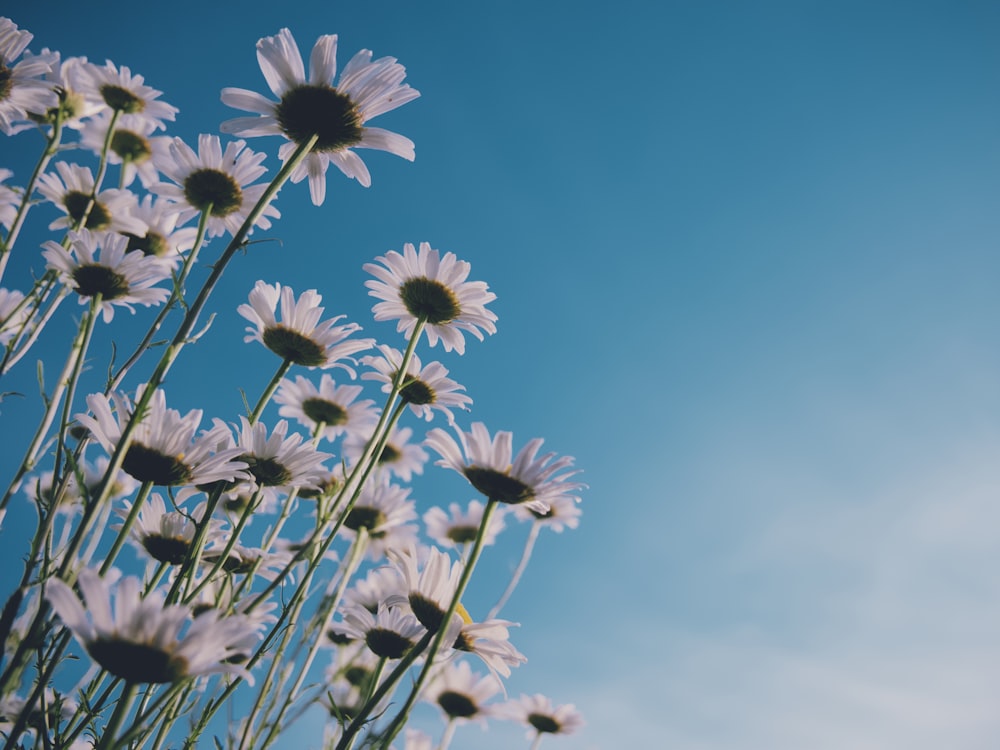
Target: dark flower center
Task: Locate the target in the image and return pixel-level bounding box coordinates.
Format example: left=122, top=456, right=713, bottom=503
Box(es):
left=71, top=264, right=129, bottom=301
left=326, top=628, right=352, bottom=645
left=365, top=628, right=413, bottom=659
left=0, top=63, right=12, bottom=101
left=202, top=550, right=253, bottom=574
left=99, top=84, right=145, bottom=114
left=343, top=506, right=386, bottom=533
left=261, top=325, right=327, bottom=367
left=463, top=467, right=535, bottom=505
left=275, top=84, right=363, bottom=152
left=437, top=691, right=478, bottom=719
left=302, top=397, right=348, bottom=426
left=143, top=534, right=191, bottom=565
left=183, top=168, right=243, bottom=217
left=399, top=377, right=434, bottom=405
left=111, top=129, right=152, bottom=163
left=377, top=444, right=401, bottom=465
left=63, top=191, right=112, bottom=230
left=240, top=454, right=292, bottom=487
left=445, top=525, right=479, bottom=545
left=398, top=278, right=461, bottom=325
left=88, top=637, right=186, bottom=683
left=222, top=493, right=254, bottom=513
left=452, top=629, right=474, bottom=652
left=344, top=665, right=371, bottom=689
left=528, top=713, right=562, bottom=734
left=122, top=443, right=193, bottom=486
left=299, top=474, right=342, bottom=499
left=124, top=230, right=170, bottom=257
left=409, top=593, right=445, bottom=633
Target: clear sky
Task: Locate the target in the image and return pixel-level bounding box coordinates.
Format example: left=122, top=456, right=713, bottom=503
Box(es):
left=5, top=1, right=1000, bottom=747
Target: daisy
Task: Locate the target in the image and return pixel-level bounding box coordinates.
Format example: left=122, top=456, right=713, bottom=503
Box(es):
left=36, top=161, right=146, bottom=234
left=220, top=28, right=419, bottom=204
left=201, top=541, right=294, bottom=582
left=239, top=280, right=373, bottom=369
left=424, top=500, right=506, bottom=549
left=120, top=194, right=199, bottom=265
left=388, top=546, right=462, bottom=634
left=11, top=49, right=101, bottom=131
left=119, top=493, right=223, bottom=566
left=79, top=111, right=171, bottom=188
left=498, top=694, right=584, bottom=740
left=0, top=286, right=28, bottom=346
left=275, top=374, right=376, bottom=442
left=339, top=480, right=418, bottom=560
left=77, top=386, right=248, bottom=488
left=364, top=242, right=497, bottom=354
left=511, top=494, right=582, bottom=533
left=423, top=660, right=501, bottom=726
left=341, top=565, right=406, bottom=616
left=0, top=168, right=20, bottom=229
left=152, top=134, right=278, bottom=238
left=450, top=617, right=526, bottom=681
left=45, top=567, right=259, bottom=684
left=74, top=59, right=177, bottom=129
left=42, top=230, right=172, bottom=322
left=230, top=416, right=332, bottom=497
left=425, top=423, right=585, bottom=514
left=344, top=423, right=427, bottom=483
left=334, top=601, right=425, bottom=660
left=362, top=344, right=471, bottom=424
left=0, top=17, right=57, bottom=135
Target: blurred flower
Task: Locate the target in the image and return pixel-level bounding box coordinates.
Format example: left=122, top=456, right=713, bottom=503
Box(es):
left=152, top=134, right=277, bottom=238
left=43, top=230, right=172, bottom=322
left=0, top=17, right=58, bottom=134
left=239, top=280, right=373, bottom=369
left=0, top=286, right=28, bottom=346
left=364, top=242, right=498, bottom=355
left=220, top=28, right=419, bottom=204
left=498, top=693, right=584, bottom=739
left=362, top=344, right=471, bottom=424
left=424, top=500, right=505, bottom=549
left=45, top=567, right=258, bottom=684
left=426, top=423, right=585, bottom=514
left=275, top=374, right=376, bottom=442
left=422, top=660, right=501, bottom=726
left=0, top=168, right=20, bottom=229
left=512, top=494, right=582, bottom=533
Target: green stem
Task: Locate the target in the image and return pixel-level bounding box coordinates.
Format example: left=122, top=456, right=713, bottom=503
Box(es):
left=94, top=682, right=137, bottom=750
left=98, top=481, right=152, bottom=575
left=250, top=358, right=292, bottom=424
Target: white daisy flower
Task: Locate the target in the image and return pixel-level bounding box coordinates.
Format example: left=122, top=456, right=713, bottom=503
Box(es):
left=79, top=111, right=171, bottom=188
left=511, top=494, right=582, bottom=533
left=498, top=693, right=584, bottom=739
left=36, top=161, right=146, bottom=234
left=274, top=374, right=376, bottom=442
left=42, top=230, right=172, bottom=322
left=334, top=601, right=425, bottom=660
left=362, top=344, right=471, bottom=424
left=450, top=616, right=526, bottom=682
left=44, top=567, right=259, bottom=684
left=341, top=565, right=406, bottom=617
left=422, top=660, right=501, bottom=725
left=0, top=168, right=20, bottom=229
left=220, top=28, right=419, bottom=204
left=119, top=194, right=199, bottom=266
left=152, top=134, right=278, bottom=238
left=387, top=546, right=462, bottom=634
left=10, top=49, right=102, bottom=132
left=201, top=541, right=294, bottom=582
left=0, top=17, right=58, bottom=135
left=74, top=58, right=177, bottom=129
left=424, top=500, right=506, bottom=549
left=229, top=416, right=332, bottom=498
left=239, top=280, right=373, bottom=370
left=119, top=493, right=224, bottom=566
left=0, top=286, right=28, bottom=346
left=76, top=386, right=248, bottom=488
left=339, top=481, right=418, bottom=560
left=344, top=423, right=427, bottom=483
left=426, top=423, right=585, bottom=514
left=364, top=242, right=497, bottom=355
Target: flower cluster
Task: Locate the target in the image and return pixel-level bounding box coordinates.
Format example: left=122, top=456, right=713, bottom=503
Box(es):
left=0, top=16, right=584, bottom=750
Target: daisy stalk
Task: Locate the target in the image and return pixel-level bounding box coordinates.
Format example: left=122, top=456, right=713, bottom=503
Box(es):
left=487, top=522, right=541, bottom=620
left=0, top=275, right=67, bottom=376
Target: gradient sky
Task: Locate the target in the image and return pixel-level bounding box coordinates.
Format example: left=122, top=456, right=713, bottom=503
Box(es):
left=5, top=1, right=1000, bottom=748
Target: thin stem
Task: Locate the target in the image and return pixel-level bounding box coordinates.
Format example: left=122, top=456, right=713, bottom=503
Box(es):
left=250, top=358, right=292, bottom=424
left=529, top=733, right=544, bottom=750
left=487, top=522, right=541, bottom=619
left=93, top=682, right=137, bottom=750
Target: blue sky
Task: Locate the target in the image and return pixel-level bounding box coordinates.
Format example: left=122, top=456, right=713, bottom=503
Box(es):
left=5, top=1, right=1000, bottom=747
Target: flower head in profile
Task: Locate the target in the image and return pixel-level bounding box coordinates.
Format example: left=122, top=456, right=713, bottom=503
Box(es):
left=362, top=344, right=471, bottom=424
left=120, top=493, right=223, bottom=566
left=422, top=660, right=502, bottom=726
left=43, top=230, right=171, bottom=322
left=221, top=28, right=419, bottom=204
left=0, top=286, right=28, bottom=346
left=0, top=169, right=21, bottom=230
left=239, top=280, right=373, bottom=370
left=512, top=494, right=582, bottom=533
left=339, top=480, right=418, bottom=559
left=79, top=112, right=171, bottom=188
left=0, top=18, right=58, bottom=134
left=45, top=568, right=258, bottom=684
left=364, top=243, right=497, bottom=354
left=450, top=616, right=526, bottom=683
left=229, top=416, right=332, bottom=497
left=344, top=423, right=427, bottom=483
left=119, top=194, right=199, bottom=266
left=274, top=374, right=376, bottom=442
left=499, top=693, right=584, bottom=739
left=75, top=59, right=177, bottom=129
left=36, top=162, right=145, bottom=234
left=334, top=602, right=425, bottom=660
left=388, top=546, right=462, bottom=634
left=424, top=500, right=505, bottom=549
left=152, top=134, right=277, bottom=238
left=426, top=423, right=585, bottom=514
